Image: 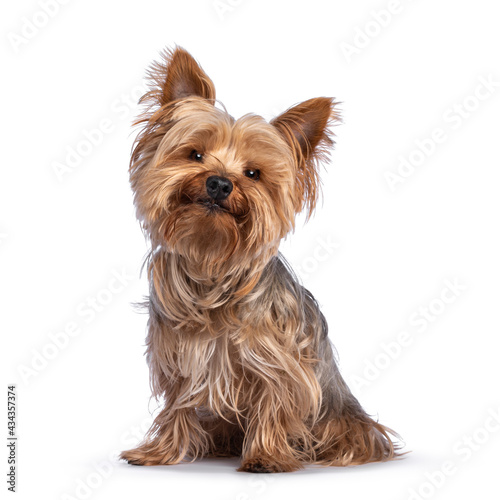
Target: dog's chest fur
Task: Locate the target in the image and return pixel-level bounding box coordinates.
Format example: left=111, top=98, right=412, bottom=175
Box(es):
left=146, top=251, right=324, bottom=417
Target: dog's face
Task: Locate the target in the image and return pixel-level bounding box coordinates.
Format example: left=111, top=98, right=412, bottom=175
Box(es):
left=130, top=48, right=338, bottom=270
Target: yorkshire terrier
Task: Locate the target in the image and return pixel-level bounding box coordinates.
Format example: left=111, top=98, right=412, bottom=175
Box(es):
left=120, top=47, right=400, bottom=473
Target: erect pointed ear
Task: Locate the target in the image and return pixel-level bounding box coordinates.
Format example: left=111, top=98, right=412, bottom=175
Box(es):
left=271, top=97, right=339, bottom=215
left=146, top=46, right=216, bottom=107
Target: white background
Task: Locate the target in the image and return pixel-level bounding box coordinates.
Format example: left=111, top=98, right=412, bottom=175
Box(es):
left=2, top=0, right=500, bottom=499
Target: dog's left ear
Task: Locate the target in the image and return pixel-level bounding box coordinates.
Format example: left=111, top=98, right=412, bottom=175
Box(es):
left=146, top=46, right=216, bottom=107
left=271, top=97, right=339, bottom=215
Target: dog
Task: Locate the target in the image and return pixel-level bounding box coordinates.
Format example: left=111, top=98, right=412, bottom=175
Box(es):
left=120, top=47, right=400, bottom=472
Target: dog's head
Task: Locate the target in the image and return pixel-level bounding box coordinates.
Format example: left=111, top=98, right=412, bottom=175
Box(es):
left=130, top=47, right=339, bottom=271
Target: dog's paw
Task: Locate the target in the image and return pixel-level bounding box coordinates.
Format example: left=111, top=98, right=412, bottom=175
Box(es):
left=238, top=457, right=290, bottom=473
left=121, top=456, right=145, bottom=466
left=120, top=449, right=150, bottom=466
left=120, top=448, right=173, bottom=467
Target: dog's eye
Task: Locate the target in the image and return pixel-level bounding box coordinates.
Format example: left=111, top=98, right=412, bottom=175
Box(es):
left=190, top=150, right=203, bottom=162
left=244, top=169, right=260, bottom=181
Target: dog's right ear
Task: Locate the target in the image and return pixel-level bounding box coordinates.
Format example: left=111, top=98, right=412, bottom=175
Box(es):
left=146, top=47, right=216, bottom=107
left=271, top=97, right=339, bottom=217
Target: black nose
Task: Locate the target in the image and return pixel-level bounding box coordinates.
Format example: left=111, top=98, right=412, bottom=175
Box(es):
left=206, top=176, right=233, bottom=201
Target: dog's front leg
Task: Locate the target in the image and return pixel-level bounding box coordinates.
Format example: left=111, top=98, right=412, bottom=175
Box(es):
left=120, top=406, right=208, bottom=466
left=237, top=379, right=310, bottom=474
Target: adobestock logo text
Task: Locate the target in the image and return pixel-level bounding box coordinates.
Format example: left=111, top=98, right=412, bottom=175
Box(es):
left=17, top=268, right=134, bottom=384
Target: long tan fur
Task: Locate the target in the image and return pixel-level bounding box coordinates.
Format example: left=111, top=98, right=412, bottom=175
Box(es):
left=120, top=47, right=402, bottom=472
